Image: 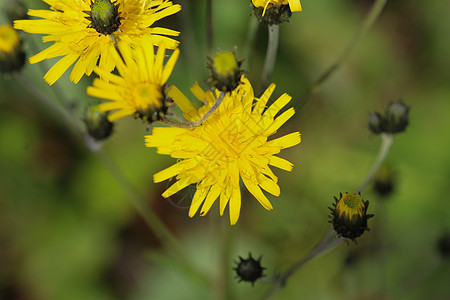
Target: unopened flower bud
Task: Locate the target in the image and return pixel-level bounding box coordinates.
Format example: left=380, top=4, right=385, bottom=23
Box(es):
left=329, top=192, right=374, bottom=242
left=84, top=105, right=114, bottom=141
left=207, top=50, right=244, bottom=92
left=0, top=24, right=25, bottom=74
left=373, top=166, right=396, bottom=198
left=368, top=111, right=387, bottom=134
left=384, top=100, right=409, bottom=134
left=233, top=253, right=265, bottom=285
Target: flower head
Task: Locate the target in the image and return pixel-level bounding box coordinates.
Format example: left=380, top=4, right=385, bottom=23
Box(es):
left=252, top=0, right=302, bottom=16
left=14, top=0, right=181, bottom=85
left=0, top=24, right=25, bottom=73
left=329, top=192, right=374, bottom=242
left=87, top=39, right=180, bottom=123
left=145, top=76, right=301, bottom=225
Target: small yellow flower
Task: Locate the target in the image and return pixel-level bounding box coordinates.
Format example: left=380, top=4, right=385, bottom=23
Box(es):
left=145, top=76, right=301, bottom=225
left=14, top=0, right=181, bottom=85
left=252, top=0, right=302, bottom=16
left=86, top=39, right=179, bottom=123
left=0, top=24, right=25, bottom=73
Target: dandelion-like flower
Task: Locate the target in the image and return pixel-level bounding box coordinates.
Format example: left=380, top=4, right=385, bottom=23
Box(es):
left=252, top=0, right=302, bottom=16
left=86, top=39, right=179, bottom=122
left=14, top=0, right=181, bottom=85
left=145, top=76, right=301, bottom=225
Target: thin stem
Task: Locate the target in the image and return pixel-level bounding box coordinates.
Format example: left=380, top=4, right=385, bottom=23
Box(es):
left=206, top=0, right=214, bottom=57
left=356, top=133, right=394, bottom=193
left=96, top=150, right=210, bottom=285
left=161, top=91, right=225, bottom=128
left=260, top=24, right=279, bottom=92
left=17, top=74, right=83, bottom=137
left=296, top=0, right=388, bottom=112
left=242, top=17, right=259, bottom=71
left=260, top=236, right=343, bottom=300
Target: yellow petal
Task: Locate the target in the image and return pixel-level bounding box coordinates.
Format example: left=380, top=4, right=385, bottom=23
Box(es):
left=269, top=155, right=294, bottom=171
left=162, top=177, right=191, bottom=198
left=189, top=186, right=210, bottom=218
left=229, top=187, right=241, bottom=225
left=267, top=132, right=301, bottom=150
left=44, top=54, right=78, bottom=85
left=289, top=0, right=303, bottom=12
left=242, top=177, right=273, bottom=210
left=200, top=184, right=221, bottom=216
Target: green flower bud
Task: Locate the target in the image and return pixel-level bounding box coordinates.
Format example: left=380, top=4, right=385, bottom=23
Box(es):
left=84, top=105, right=114, bottom=141
left=368, top=111, right=387, bottom=134
left=207, top=50, right=244, bottom=92
left=233, top=253, right=265, bottom=285
left=384, top=100, right=410, bottom=134
left=0, top=24, right=25, bottom=74
left=84, top=0, right=122, bottom=36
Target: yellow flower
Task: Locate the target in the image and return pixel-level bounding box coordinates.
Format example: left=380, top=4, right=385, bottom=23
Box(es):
left=0, top=24, right=25, bottom=73
left=86, top=39, right=179, bottom=122
left=252, top=0, right=302, bottom=16
left=14, top=0, right=181, bottom=85
left=145, top=77, right=301, bottom=225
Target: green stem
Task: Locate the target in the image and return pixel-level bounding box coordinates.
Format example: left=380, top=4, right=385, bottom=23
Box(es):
left=95, top=150, right=210, bottom=285
left=214, top=217, right=232, bottom=300
left=206, top=0, right=214, bottom=57
left=260, top=24, right=279, bottom=92
left=260, top=234, right=342, bottom=300
left=259, top=131, right=394, bottom=299
left=356, top=133, right=394, bottom=194
left=242, top=17, right=259, bottom=71
left=296, top=0, right=388, bottom=112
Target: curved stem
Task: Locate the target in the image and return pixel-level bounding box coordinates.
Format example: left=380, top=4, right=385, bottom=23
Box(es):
left=296, top=0, right=388, bottom=112
left=260, top=235, right=343, bottom=300
left=242, top=17, right=259, bottom=71
left=260, top=24, right=279, bottom=92
left=356, top=133, right=394, bottom=193
left=206, top=0, right=214, bottom=57
left=162, top=92, right=225, bottom=128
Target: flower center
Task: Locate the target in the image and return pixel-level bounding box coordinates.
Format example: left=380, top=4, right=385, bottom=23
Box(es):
left=132, top=82, right=163, bottom=110
left=336, top=193, right=365, bottom=222
left=85, top=0, right=122, bottom=35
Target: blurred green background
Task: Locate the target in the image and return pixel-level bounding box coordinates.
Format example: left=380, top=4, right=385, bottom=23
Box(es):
left=1, top=0, right=450, bottom=299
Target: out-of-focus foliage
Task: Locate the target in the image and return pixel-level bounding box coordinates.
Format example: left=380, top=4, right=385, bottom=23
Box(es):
left=1, top=0, right=449, bottom=299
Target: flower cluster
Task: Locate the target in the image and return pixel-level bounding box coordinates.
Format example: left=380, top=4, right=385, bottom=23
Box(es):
left=11, top=0, right=302, bottom=225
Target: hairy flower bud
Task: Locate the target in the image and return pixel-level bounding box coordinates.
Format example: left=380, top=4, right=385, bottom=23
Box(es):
left=0, top=24, right=25, bottom=74
left=84, top=105, right=114, bottom=141
left=207, top=50, right=244, bottom=92
left=233, top=253, right=265, bottom=285
left=384, top=100, right=409, bottom=134
left=329, top=192, right=374, bottom=242
left=368, top=111, right=387, bottom=134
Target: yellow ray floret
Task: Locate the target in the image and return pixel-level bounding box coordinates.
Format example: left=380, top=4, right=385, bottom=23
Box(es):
left=145, top=76, right=301, bottom=225
left=14, top=0, right=181, bottom=85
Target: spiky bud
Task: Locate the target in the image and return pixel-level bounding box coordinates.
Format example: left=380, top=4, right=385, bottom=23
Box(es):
left=233, top=253, right=265, bottom=285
